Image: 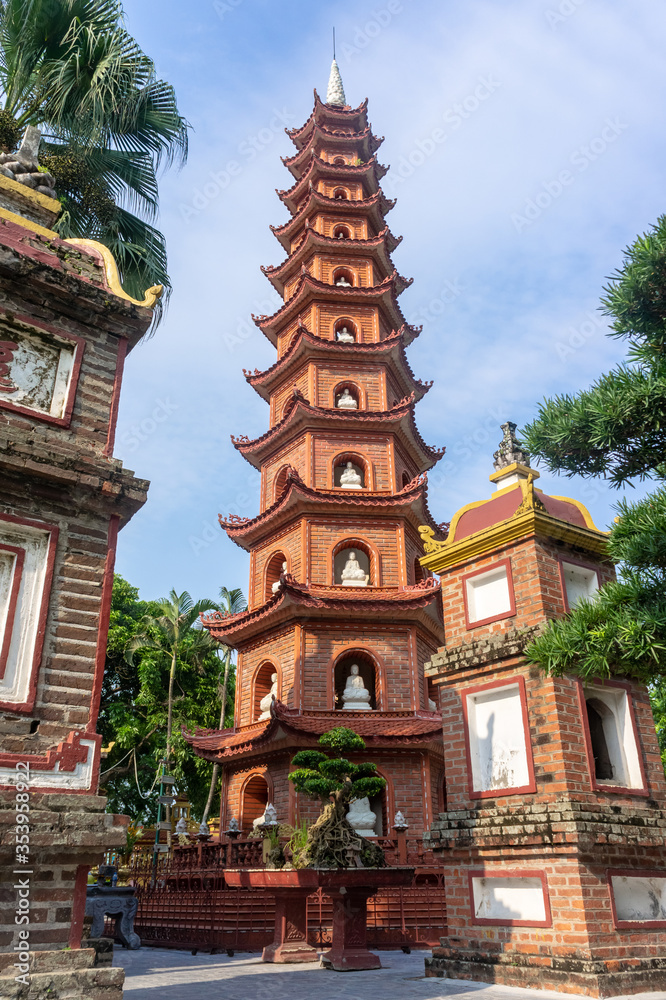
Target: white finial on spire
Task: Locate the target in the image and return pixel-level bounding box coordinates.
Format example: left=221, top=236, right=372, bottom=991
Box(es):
left=326, top=31, right=346, bottom=107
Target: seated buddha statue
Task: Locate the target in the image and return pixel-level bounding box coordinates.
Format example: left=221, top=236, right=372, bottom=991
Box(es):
left=347, top=796, right=377, bottom=837
left=341, top=664, right=372, bottom=710
left=340, top=551, right=369, bottom=586
left=339, top=461, right=363, bottom=489
left=271, top=561, right=287, bottom=593
left=335, top=325, right=355, bottom=343
left=258, top=672, right=278, bottom=721
left=336, top=388, right=358, bottom=410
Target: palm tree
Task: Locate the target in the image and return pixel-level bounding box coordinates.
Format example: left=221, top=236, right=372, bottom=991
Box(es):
left=201, top=586, right=247, bottom=825
left=0, top=0, right=188, bottom=312
left=128, top=590, right=218, bottom=768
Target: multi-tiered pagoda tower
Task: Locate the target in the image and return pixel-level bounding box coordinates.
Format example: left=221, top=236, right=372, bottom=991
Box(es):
left=187, top=63, right=446, bottom=836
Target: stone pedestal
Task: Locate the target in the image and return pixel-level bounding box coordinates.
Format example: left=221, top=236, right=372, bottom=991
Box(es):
left=323, top=885, right=380, bottom=971
left=86, top=886, right=140, bottom=950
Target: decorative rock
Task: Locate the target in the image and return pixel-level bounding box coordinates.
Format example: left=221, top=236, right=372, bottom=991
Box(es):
left=347, top=796, right=377, bottom=837
left=340, top=551, right=369, bottom=586
left=340, top=461, right=363, bottom=489
left=17, top=125, right=42, bottom=165
left=341, top=664, right=372, bottom=710
left=493, top=421, right=531, bottom=471
left=258, top=672, right=278, bottom=720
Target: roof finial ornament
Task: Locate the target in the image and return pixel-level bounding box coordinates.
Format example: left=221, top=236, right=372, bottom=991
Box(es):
left=493, top=421, right=531, bottom=471
left=326, top=30, right=346, bottom=107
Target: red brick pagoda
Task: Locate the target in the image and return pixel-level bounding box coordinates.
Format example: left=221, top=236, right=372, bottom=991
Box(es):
left=186, top=64, right=446, bottom=837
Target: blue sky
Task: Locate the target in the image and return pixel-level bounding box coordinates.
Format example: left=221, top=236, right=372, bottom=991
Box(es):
left=114, top=0, right=666, bottom=603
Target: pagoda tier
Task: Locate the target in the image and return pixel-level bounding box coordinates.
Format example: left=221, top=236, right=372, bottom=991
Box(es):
left=219, top=469, right=441, bottom=549
left=243, top=325, right=428, bottom=402
left=261, top=227, right=402, bottom=296
left=270, top=189, right=396, bottom=252
left=282, top=123, right=384, bottom=178
left=193, top=71, right=447, bottom=837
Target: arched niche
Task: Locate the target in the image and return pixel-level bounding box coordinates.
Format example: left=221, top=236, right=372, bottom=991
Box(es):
left=427, top=678, right=439, bottom=712
left=333, top=539, right=372, bottom=587
left=333, top=186, right=349, bottom=200
left=333, top=224, right=351, bottom=240
left=273, top=465, right=289, bottom=502
left=265, top=550, right=287, bottom=601
left=401, top=471, right=411, bottom=489
left=332, top=155, right=347, bottom=165
left=334, top=650, right=377, bottom=711
left=253, top=661, right=279, bottom=722
left=333, top=380, right=361, bottom=410
left=333, top=452, right=367, bottom=490
left=332, top=266, right=355, bottom=288
left=240, top=772, right=270, bottom=834
left=334, top=318, right=357, bottom=343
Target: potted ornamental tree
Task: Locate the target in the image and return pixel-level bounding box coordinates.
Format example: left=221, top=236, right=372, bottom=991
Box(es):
left=223, top=728, right=414, bottom=970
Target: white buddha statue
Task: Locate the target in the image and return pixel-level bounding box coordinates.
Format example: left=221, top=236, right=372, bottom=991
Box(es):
left=258, top=672, right=278, bottom=721
left=339, top=461, right=362, bottom=489
left=347, top=797, right=377, bottom=837
left=271, top=561, right=287, bottom=593
left=335, top=273, right=352, bottom=287
left=428, top=696, right=438, bottom=712
left=336, top=388, right=358, bottom=410
left=340, top=551, right=369, bottom=587
left=336, top=325, right=355, bottom=343
left=341, top=664, right=372, bottom=710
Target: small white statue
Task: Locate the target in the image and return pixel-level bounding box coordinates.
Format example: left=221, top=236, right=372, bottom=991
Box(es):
left=258, top=672, right=278, bottom=721
left=271, top=560, right=287, bottom=593
left=347, top=797, right=377, bottom=837
left=428, top=696, right=438, bottom=712
left=253, top=803, right=278, bottom=829
left=393, top=810, right=408, bottom=830
left=336, top=325, right=355, bottom=343
left=340, top=551, right=369, bottom=587
left=342, top=664, right=372, bottom=710
left=227, top=817, right=239, bottom=833
left=336, top=388, right=358, bottom=410
left=335, top=273, right=352, bottom=287
left=175, top=816, right=188, bottom=845
left=339, top=461, right=362, bottom=489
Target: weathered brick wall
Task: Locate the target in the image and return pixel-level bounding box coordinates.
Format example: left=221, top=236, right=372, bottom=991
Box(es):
left=235, top=628, right=297, bottom=726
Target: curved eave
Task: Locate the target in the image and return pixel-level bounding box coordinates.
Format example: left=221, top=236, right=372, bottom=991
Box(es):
left=261, top=226, right=401, bottom=296
left=184, top=703, right=443, bottom=762
left=200, top=578, right=445, bottom=647
left=270, top=189, right=396, bottom=253
left=277, top=156, right=388, bottom=214
left=244, top=325, right=429, bottom=403
left=420, top=509, right=610, bottom=574
left=220, top=472, right=443, bottom=550
left=252, top=271, right=409, bottom=345
left=282, top=124, right=384, bottom=178
left=286, top=92, right=369, bottom=149
left=231, top=396, right=444, bottom=472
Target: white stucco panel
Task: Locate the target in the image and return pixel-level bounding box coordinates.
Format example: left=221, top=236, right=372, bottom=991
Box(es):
left=472, top=876, right=547, bottom=922
left=467, top=683, right=530, bottom=792
left=0, top=519, right=53, bottom=705
left=0, top=548, right=19, bottom=655
left=0, top=327, right=75, bottom=418
left=612, top=874, right=666, bottom=922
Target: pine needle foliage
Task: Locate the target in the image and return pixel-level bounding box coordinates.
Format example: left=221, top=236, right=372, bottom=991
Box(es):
left=523, top=217, right=666, bottom=683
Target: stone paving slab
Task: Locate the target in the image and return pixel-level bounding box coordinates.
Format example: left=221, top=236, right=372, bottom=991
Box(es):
left=114, top=947, right=666, bottom=1000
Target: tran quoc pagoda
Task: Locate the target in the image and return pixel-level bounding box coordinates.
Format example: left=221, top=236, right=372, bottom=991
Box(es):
left=185, top=59, right=447, bottom=838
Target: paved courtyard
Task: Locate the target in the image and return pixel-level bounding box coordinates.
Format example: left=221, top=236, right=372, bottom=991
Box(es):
left=115, top=947, right=666, bottom=1000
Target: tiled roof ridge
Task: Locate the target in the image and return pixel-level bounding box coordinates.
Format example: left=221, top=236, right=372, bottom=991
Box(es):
left=281, top=123, right=383, bottom=169
left=286, top=92, right=369, bottom=145
left=260, top=225, right=400, bottom=280
left=276, top=154, right=388, bottom=206
left=269, top=188, right=394, bottom=240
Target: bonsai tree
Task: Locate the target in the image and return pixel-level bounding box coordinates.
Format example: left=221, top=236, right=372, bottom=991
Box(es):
left=288, top=727, right=386, bottom=868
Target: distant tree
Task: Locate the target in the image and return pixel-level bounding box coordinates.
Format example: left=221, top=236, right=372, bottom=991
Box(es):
left=523, top=216, right=666, bottom=686
left=98, top=577, right=229, bottom=822
left=0, top=0, right=188, bottom=310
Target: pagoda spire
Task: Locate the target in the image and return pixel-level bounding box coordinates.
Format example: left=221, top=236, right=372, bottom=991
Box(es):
left=326, top=56, right=346, bottom=106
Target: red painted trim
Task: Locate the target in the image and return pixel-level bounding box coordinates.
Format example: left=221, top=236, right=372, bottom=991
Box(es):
left=69, top=864, right=90, bottom=947
left=0, top=543, right=24, bottom=680
left=577, top=678, right=649, bottom=796
left=608, top=867, right=666, bottom=930
left=558, top=555, right=601, bottom=613
left=461, top=675, right=537, bottom=800
left=87, top=516, right=119, bottom=734
left=0, top=313, right=85, bottom=428
left=0, top=513, right=59, bottom=714
left=462, top=557, right=516, bottom=629
left=0, top=731, right=102, bottom=793
left=468, top=868, right=552, bottom=927
left=104, top=336, right=128, bottom=457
